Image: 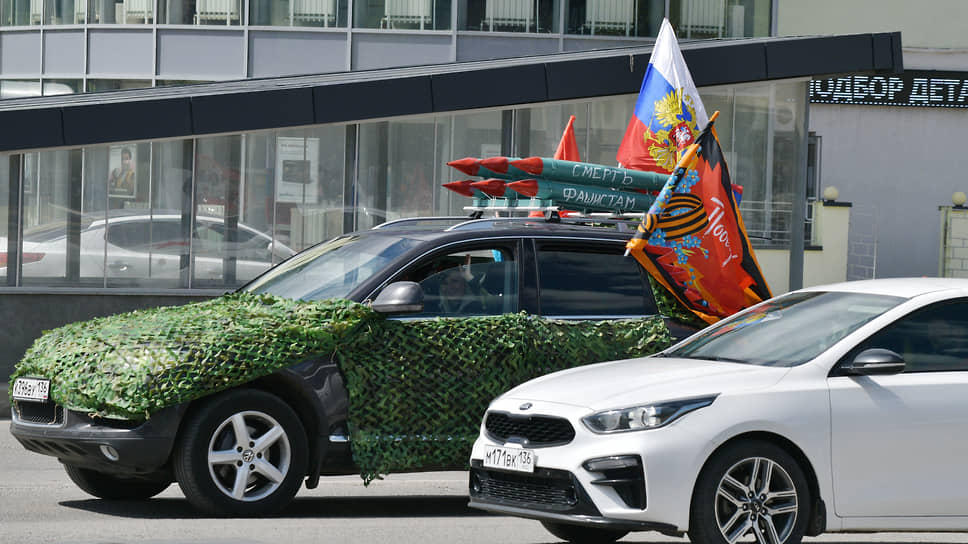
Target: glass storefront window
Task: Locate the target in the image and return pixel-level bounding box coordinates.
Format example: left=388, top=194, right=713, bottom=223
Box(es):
left=20, top=149, right=86, bottom=286
left=564, top=0, right=663, bottom=37
left=355, top=0, right=450, bottom=30
left=249, top=0, right=348, bottom=27
left=437, top=110, right=502, bottom=216
left=460, top=0, right=558, bottom=33
left=358, top=117, right=437, bottom=230
left=159, top=0, right=241, bottom=25
left=246, top=126, right=345, bottom=253
left=44, top=79, right=82, bottom=95
left=513, top=103, right=587, bottom=161
left=586, top=96, right=633, bottom=167
left=669, top=0, right=771, bottom=39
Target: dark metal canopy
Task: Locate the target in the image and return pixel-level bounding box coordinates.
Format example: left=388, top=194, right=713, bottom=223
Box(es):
left=0, top=32, right=902, bottom=153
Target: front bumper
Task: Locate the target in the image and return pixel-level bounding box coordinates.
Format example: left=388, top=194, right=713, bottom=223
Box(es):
left=468, top=398, right=706, bottom=534
left=10, top=400, right=187, bottom=475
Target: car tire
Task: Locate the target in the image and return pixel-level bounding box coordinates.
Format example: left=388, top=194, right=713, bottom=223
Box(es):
left=689, top=440, right=810, bottom=544
left=173, top=389, right=308, bottom=516
left=540, top=521, right=628, bottom=543
left=64, top=463, right=172, bottom=500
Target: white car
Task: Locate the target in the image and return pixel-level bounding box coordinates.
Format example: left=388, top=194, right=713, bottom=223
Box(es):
left=2, top=212, right=293, bottom=283
left=469, top=277, right=968, bottom=544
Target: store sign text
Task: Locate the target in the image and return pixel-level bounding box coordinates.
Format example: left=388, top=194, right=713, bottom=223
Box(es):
left=810, top=71, right=968, bottom=108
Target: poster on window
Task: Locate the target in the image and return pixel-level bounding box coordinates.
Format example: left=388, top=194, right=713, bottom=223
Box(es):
left=275, top=137, right=319, bottom=204
left=108, top=144, right=137, bottom=199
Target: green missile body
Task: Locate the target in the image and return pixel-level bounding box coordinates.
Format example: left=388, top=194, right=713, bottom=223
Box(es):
left=507, top=179, right=656, bottom=213
left=511, top=156, right=667, bottom=192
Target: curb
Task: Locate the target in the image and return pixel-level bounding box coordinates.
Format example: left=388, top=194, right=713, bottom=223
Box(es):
left=0, top=383, right=9, bottom=419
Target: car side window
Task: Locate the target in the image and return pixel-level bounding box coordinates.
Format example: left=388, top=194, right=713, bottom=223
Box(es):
left=537, top=245, right=657, bottom=317
left=850, top=301, right=968, bottom=372
left=401, top=247, right=517, bottom=317
left=106, top=220, right=186, bottom=255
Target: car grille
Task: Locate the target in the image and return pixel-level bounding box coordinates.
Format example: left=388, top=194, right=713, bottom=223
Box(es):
left=14, top=401, right=64, bottom=425
left=484, top=412, right=575, bottom=446
left=472, top=466, right=579, bottom=510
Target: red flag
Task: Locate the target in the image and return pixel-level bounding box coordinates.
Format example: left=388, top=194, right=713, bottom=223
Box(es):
left=626, top=119, right=771, bottom=323
left=554, top=115, right=581, bottom=162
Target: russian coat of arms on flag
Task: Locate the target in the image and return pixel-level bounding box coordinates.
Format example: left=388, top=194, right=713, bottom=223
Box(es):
left=617, top=19, right=709, bottom=173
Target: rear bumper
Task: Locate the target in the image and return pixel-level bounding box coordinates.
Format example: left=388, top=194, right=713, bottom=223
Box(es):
left=10, top=402, right=186, bottom=475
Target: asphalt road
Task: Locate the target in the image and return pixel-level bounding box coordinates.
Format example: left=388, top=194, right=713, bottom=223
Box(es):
left=4, top=418, right=968, bottom=544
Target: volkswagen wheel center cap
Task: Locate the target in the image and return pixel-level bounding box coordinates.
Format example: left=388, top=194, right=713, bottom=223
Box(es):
left=519, top=402, right=532, bottom=411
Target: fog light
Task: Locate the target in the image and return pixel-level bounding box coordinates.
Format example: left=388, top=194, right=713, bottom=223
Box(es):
left=99, top=444, right=119, bottom=462
left=583, top=455, right=640, bottom=472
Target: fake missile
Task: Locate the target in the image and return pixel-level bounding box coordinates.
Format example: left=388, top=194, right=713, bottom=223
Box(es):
left=447, top=157, right=526, bottom=181
left=442, top=179, right=487, bottom=198
left=507, top=179, right=656, bottom=213
left=470, top=178, right=509, bottom=197
left=511, top=157, right=667, bottom=193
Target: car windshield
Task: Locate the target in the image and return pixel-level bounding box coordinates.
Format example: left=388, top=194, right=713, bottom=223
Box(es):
left=666, top=291, right=906, bottom=367
left=244, top=234, right=421, bottom=301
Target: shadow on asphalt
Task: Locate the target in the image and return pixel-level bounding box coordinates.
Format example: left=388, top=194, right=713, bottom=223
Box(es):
left=59, top=495, right=489, bottom=519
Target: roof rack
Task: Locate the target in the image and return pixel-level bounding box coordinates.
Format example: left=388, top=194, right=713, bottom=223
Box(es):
left=445, top=214, right=640, bottom=233
left=371, top=216, right=474, bottom=230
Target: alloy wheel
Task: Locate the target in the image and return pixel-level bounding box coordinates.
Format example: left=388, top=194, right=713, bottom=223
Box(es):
left=206, top=410, right=292, bottom=502
left=714, top=456, right=799, bottom=544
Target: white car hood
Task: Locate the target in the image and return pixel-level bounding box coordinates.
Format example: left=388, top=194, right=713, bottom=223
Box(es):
left=499, top=356, right=789, bottom=411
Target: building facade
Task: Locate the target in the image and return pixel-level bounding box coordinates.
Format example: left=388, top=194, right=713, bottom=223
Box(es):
left=780, top=0, right=968, bottom=279
left=0, top=0, right=901, bottom=377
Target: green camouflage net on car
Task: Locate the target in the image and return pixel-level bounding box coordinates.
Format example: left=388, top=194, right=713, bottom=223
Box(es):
left=10, top=292, right=672, bottom=484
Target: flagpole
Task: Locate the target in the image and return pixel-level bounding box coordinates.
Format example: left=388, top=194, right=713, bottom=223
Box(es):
left=625, top=111, right=720, bottom=257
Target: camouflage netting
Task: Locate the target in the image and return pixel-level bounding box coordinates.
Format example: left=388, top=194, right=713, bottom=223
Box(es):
left=11, top=293, right=673, bottom=484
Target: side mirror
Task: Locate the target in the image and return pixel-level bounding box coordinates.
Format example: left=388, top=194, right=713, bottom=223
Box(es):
left=841, top=348, right=905, bottom=376
left=370, top=281, right=424, bottom=314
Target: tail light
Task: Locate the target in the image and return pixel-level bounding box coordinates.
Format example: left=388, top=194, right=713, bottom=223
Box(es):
left=0, top=252, right=45, bottom=267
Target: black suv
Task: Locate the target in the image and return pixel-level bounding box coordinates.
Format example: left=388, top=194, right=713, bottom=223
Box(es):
left=10, top=216, right=696, bottom=515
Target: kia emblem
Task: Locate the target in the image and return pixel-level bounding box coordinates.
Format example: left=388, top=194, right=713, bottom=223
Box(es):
left=519, top=403, right=532, bottom=410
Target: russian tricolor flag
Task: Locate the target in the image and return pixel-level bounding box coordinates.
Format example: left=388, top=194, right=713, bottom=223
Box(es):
left=616, top=19, right=708, bottom=173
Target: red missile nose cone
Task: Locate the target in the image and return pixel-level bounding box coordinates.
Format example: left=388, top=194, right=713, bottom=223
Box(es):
left=507, top=179, right=538, bottom=198
left=478, top=156, right=509, bottom=173
left=470, top=178, right=507, bottom=197
left=510, top=157, right=544, bottom=175
left=446, top=158, right=480, bottom=176
left=442, top=179, right=476, bottom=197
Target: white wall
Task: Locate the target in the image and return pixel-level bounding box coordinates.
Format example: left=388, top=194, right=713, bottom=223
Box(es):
left=809, top=103, right=966, bottom=278
left=777, top=0, right=968, bottom=49
left=755, top=203, right=850, bottom=294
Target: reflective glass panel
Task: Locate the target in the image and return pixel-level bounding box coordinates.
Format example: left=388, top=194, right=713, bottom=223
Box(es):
left=249, top=0, right=347, bottom=27
left=86, top=0, right=155, bottom=23
left=460, top=0, right=559, bottom=32
left=439, top=110, right=502, bottom=216
left=669, top=0, right=771, bottom=39
left=0, top=0, right=43, bottom=24
left=160, top=0, right=240, bottom=25
left=86, top=79, right=153, bottom=93
left=21, top=149, right=85, bottom=286
left=251, top=126, right=345, bottom=252
left=0, top=154, right=9, bottom=284
left=44, top=79, right=81, bottom=95
left=358, top=117, right=437, bottom=230
left=193, top=135, right=243, bottom=287
left=564, top=0, right=663, bottom=37
left=44, top=0, right=85, bottom=23
left=0, top=80, right=42, bottom=99
left=356, top=0, right=450, bottom=30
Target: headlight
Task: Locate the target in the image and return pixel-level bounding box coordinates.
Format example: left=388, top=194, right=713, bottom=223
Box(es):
left=582, top=395, right=718, bottom=433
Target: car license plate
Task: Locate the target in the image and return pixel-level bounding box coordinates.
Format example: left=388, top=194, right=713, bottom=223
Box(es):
left=483, top=445, right=535, bottom=473
left=12, top=377, right=50, bottom=403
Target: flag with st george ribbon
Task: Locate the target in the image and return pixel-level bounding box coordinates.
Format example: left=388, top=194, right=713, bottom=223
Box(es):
left=625, top=114, right=771, bottom=324
left=616, top=18, right=708, bottom=173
